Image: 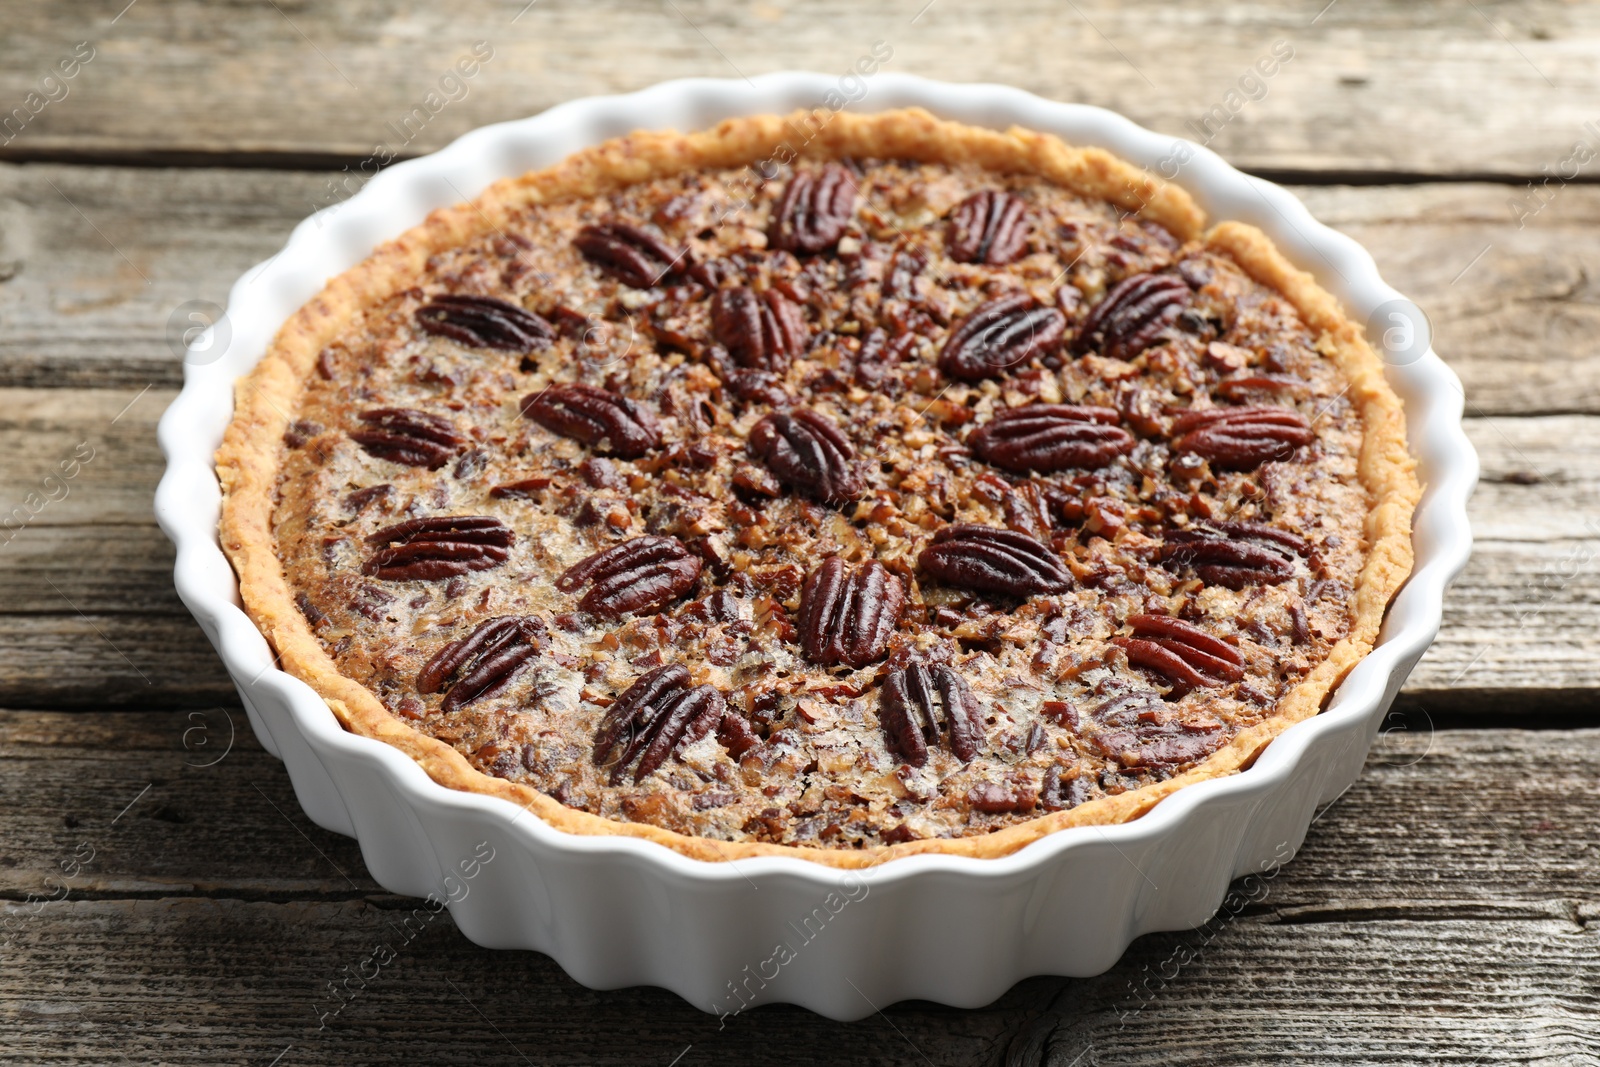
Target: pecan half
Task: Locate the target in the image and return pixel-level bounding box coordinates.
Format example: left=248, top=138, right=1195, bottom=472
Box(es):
left=363, top=516, right=514, bottom=581
left=593, top=664, right=726, bottom=784
left=519, top=383, right=662, bottom=459
left=879, top=663, right=982, bottom=766
left=1161, top=521, right=1310, bottom=589
left=938, top=292, right=1067, bottom=381
left=748, top=407, right=861, bottom=504
left=557, top=535, right=702, bottom=617
left=415, top=294, right=554, bottom=352
left=349, top=408, right=465, bottom=469
left=711, top=286, right=807, bottom=372
left=573, top=220, right=691, bottom=288
left=797, top=558, right=905, bottom=668
left=1170, top=406, right=1315, bottom=469
left=968, top=404, right=1134, bottom=473
left=770, top=162, right=857, bottom=254
left=1111, top=614, right=1244, bottom=689
left=918, top=524, right=1072, bottom=597
left=417, top=615, right=546, bottom=713
left=1071, top=272, right=1189, bottom=360
left=947, top=190, right=1030, bottom=265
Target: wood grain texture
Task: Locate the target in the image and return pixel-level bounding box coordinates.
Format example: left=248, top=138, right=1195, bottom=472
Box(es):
left=5, top=712, right=1597, bottom=914
left=4, top=165, right=1594, bottom=415
left=3, top=714, right=1597, bottom=1065
left=0, top=0, right=1596, bottom=179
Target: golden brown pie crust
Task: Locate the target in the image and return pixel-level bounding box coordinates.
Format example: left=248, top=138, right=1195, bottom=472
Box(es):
left=217, top=108, right=1418, bottom=867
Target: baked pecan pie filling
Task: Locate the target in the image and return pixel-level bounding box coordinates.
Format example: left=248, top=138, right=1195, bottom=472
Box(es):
left=259, top=127, right=1398, bottom=853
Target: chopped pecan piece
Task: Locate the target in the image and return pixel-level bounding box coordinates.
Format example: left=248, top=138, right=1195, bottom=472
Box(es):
left=1161, top=521, right=1310, bottom=589
left=1089, top=692, right=1227, bottom=770
left=557, top=535, right=702, bottom=618
left=1071, top=272, right=1189, bottom=360
left=349, top=408, right=465, bottom=469
left=769, top=162, right=857, bottom=254
left=947, top=190, right=1030, bottom=265
left=938, top=292, right=1067, bottom=381
left=749, top=408, right=861, bottom=504
left=797, top=557, right=905, bottom=668
left=711, top=287, right=807, bottom=372
left=593, top=664, right=726, bottom=783
left=854, top=328, right=917, bottom=387
left=882, top=244, right=928, bottom=300
left=968, top=404, right=1135, bottom=473
left=573, top=220, right=690, bottom=288
left=363, top=516, right=514, bottom=581
left=417, top=615, right=546, bottom=713
left=967, top=780, right=1037, bottom=814
left=1112, top=614, right=1244, bottom=689
left=519, top=383, right=662, bottom=458
left=1039, top=766, right=1093, bottom=812
left=1214, top=374, right=1311, bottom=403
left=1170, top=406, right=1315, bottom=469
left=344, top=483, right=393, bottom=513
left=879, top=663, right=983, bottom=766
left=415, top=294, right=554, bottom=352
left=716, top=711, right=763, bottom=759
left=918, top=524, right=1072, bottom=597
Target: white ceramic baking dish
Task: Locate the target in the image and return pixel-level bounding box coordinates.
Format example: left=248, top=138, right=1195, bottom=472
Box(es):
left=155, top=72, right=1476, bottom=1020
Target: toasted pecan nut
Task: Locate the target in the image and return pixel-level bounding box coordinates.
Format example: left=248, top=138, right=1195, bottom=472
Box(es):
left=574, top=220, right=691, bottom=288
left=1111, top=614, right=1244, bottom=689
left=797, top=558, right=905, bottom=668
left=349, top=408, right=465, bottom=469
left=1170, top=406, right=1315, bottom=469
left=418, top=615, right=546, bottom=713
left=968, top=404, right=1134, bottom=473
left=519, top=383, right=662, bottom=459
left=854, top=328, right=918, bottom=388
left=593, top=664, right=727, bottom=783
left=879, top=663, right=983, bottom=766
left=918, top=523, right=1073, bottom=597
left=1160, top=521, right=1310, bottom=589
left=1088, top=691, right=1227, bottom=770
left=711, top=286, right=808, bottom=372
left=967, top=780, right=1037, bottom=814
left=748, top=407, right=861, bottom=505
left=938, top=292, right=1067, bottom=381
left=716, top=712, right=763, bottom=759
left=557, top=535, right=702, bottom=618
left=362, top=516, right=514, bottom=581
left=415, top=294, right=554, bottom=352
left=947, top=190, right=1030, bottom=266
left=882, top=243, right=929, bottom=300
left=1071, top=272, right=1190, bottom=360
left=769, top=162, right=857, bottom=254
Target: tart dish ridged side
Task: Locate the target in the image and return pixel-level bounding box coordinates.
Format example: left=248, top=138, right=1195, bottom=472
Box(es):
left=216, top=107, right=1419, bottom=867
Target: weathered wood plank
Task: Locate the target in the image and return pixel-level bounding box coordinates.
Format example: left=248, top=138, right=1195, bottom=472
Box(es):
left=1295, top=184, right=1600, bottom=418
left=4, top=712, right=1598, bottom=918
left=0, top=898, right=1593, bottom=1062
left=1, top=1, right=1596, bottom=179
left=3, top=164, right=1593, bottom=415
left=2, top=712, right=1597, bottom=1064
left=0, top=386, right=165, bottom=526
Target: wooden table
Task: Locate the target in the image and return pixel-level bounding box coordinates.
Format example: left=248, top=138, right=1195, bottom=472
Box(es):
left=4, top=2, right=1598, bottom=1062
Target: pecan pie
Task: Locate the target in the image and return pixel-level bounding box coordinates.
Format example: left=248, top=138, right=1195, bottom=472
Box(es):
left=218, top=109, right=1418, bottom=865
